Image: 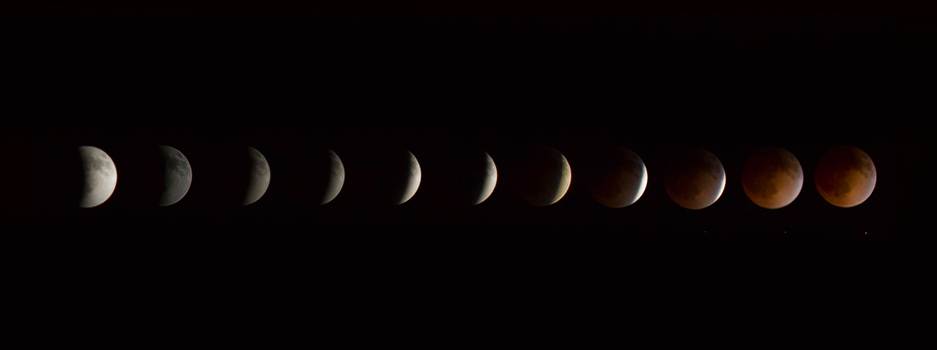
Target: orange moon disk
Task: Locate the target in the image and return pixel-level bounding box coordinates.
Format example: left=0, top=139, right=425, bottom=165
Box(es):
left=815, top=146, right=877, bottom=208
left=742, top=148, right=804, bottom=209
left=665, top=149, right=726, bottom=210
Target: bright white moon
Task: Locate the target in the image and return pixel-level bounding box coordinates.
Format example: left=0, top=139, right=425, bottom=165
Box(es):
left=79, top=146, right=117, bottom=208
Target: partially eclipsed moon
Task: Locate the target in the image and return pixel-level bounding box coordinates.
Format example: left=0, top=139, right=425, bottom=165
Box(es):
left=159, top=145, right=193, bottom=207
left=244, top=147, right=271, bottom=206
left=321, top=150, right=345, bottom=205
left=665, top=149, right=726, bottom=210
left=815, top=146, right=876, bottom=208
left=396, top=151, right=421, bottom=205
left=742, top=147, right=803, bottom=209
left=79, top=146, right=117, bottom=208
left=592, top=148, right=648, bottom=208
left=513, top=146, right=572, bottom=207
left=474, top=152, right=498, bottom=205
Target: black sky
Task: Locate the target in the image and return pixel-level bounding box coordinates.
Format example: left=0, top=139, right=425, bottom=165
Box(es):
left=1, top=16, right=928, bottom=240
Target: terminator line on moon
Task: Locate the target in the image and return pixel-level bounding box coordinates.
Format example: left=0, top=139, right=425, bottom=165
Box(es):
left=473, top=152, right=498, bottom=205
left=158, top=145, right=193, bottom=207
left=742, top=147, right=804, bottom=209
left=396, top=151, right=422, bottom=205
left=509, top=146, right=572, bottom=207
left=320, top=150, right=345, bottom=205
left=592, top=147, right=648, bottom=208
left=815, top=146, right=877, bottom=208
left=665, top=148, right=726, bottom=210
left=244, top=147, right=271, bottom=206
left=78, top=146, right=118, bottom=208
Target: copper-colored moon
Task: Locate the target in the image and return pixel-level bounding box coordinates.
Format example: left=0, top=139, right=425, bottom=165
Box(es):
left=665, top=149, right=726, bottom=210
left=815, top=146, right=876, bottom=208
left=742, top=148, right=803, bottom=209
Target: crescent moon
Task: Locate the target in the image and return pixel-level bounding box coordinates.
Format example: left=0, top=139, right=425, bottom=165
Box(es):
left=513, top=146, right=572, bottom=207
left=550, top=152, right=572, bottom=206
left=78, top=146, right=117, bottom=208
left=592, top=148, right=648, bottom=208
left=244, top=147, right=271, bottom=206
left=321, top=150, right=345, bottom=205
left=158, top=145, right=193, bottom=207
left=474, top=152, right=498, bottom=205
left=396, top=151, right=421, bottom=205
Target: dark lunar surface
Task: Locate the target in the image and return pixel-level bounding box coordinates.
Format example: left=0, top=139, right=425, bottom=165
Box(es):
left=664, top=148, right=726, bottom=210
left=342, top=147, right=422, bottom=206
left=815, top=146, right=877, bottom=208
left=590, top=147, right=648, bottom=208
left=420, top=150, right=497, bottom=207
left=504, top=145, right=571, bottom=207
left=742, top=148, right=803, bottom=209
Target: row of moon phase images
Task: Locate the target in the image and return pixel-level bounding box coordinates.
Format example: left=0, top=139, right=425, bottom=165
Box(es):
left=72, top=144, right=877, bottom=209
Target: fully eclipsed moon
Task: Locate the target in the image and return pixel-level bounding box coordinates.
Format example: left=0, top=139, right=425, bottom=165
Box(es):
left=79, top=146, right=117, bottom=208
left=244, top=147, right=271, bottom=206
left=815, top=146, right=876, bottom=208
left=159, top=145, right=193, bottom=207
left=512, top=146, right=572, bottom=207
left=592, top=148, right=648, bottom=208
left=665, top=149, right=726, bottom=210
left=742, top=147, right=803, bottom=209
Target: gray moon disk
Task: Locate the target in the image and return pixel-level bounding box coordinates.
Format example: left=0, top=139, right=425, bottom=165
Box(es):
left=474, top=152, right=498, bottom=205
left=396, top=151, right=422, bottom=205
left=321, top=150, right=345, bottom=205
left=592, top=148, right=648, bottom=208
left=244, top=147, right=271, bottom=206
left=742, top=147, right=803, bottom=209
left=159, top=145, right=193, bottom=207
left=665, top=149, right=726, bottom=210
left=79, top=146, right=118, bottom=208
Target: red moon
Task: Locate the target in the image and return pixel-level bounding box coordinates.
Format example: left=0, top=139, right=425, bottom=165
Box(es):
left=742, top=148, right=803, bottom=209
left=814, top=146, right=877, bottom=208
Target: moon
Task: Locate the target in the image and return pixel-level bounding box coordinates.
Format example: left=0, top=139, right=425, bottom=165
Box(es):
left=422, top=150, right=498, bottom=206
left=742, top=147, right=803, bottom=209
left=665, top=149, right=726, bottom=210
left=320, top=150, right=345, bottom=205
left=78, top=146, right=117, bottom=208
left=473, top=152, right=498, bottom=205
left=244, top=147, right=271, bottom=206
left=591, top=148, right=648, bottom=208
left=512, top=146, right=572, bottom=206
left=395, top=151, right=422, bottom=205
left=815, top=146, right=877, bottom=208
left=158, top=145, right=193, bottom=207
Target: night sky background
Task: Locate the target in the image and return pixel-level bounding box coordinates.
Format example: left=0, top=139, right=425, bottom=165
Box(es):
left=1, top=16, right=928, bottom=242
left=0, top=11, right=931, bottom=339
